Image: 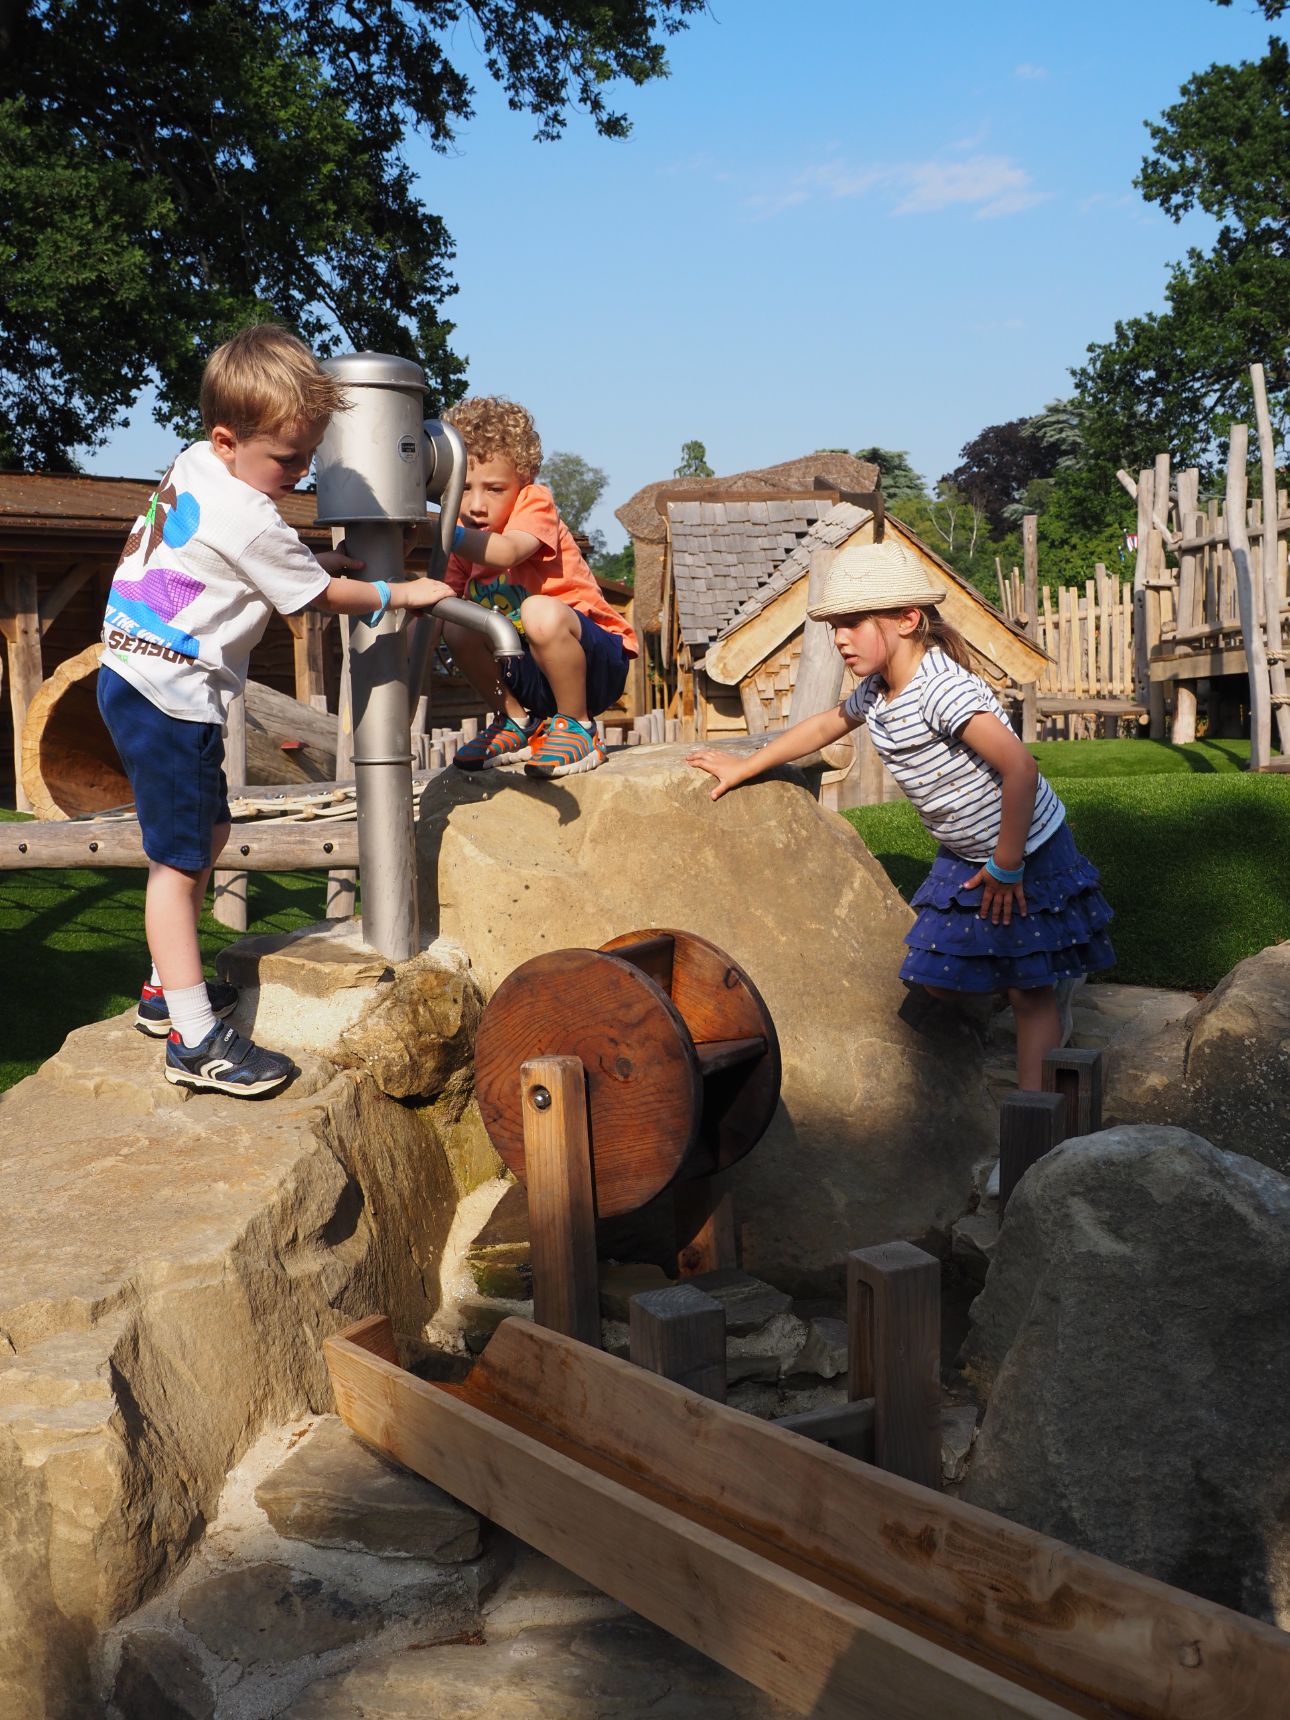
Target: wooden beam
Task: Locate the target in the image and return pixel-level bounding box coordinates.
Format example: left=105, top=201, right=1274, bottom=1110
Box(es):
left=1227, top=425, right=1272, bottom=770
left=1042, top=1047, right=1104, bottom=1139
left=325, top=1316, right=1290, bottom=1720
left=1250, top=363, right=1290, bottom=755
left=999, top=1092, right=1067, bottom=1215
left=521, top=1055, right=601, bottom=1348
left=212, top=691, right=248, bottom=931
left=673, top=1171, right=737, bottom=1277
left=38, top=562, right=95, bottom=636
left=0, top=818, right=358, bottom=871
left=3, top=569, right=42, bottom=811
left=772, top=1395, right=875, bottom=1458
left=787, top=546, right=842, bottom=724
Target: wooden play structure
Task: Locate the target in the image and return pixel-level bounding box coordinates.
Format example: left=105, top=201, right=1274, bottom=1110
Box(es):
left=322, top=960, right=1285, bottom=1718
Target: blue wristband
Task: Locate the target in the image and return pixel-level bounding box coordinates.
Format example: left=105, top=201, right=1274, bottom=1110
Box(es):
left=366, top=579, right=392, bottom=626
left=985, top=856, right=1025, bottom=884
left=453, top=525, right=466, bottom=550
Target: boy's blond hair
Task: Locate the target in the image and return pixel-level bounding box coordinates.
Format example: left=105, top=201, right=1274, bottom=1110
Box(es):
left=200, top=324, right=349, bottom=440
left=444, top=396, right=543, bottom=485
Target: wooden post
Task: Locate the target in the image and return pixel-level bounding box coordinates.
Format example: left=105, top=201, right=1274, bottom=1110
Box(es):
left=1227, top=425, right=1272, bottom=771
left=327, top=609, right=357, bottom=919
left=287, top=609, right=328, bottom=710
left=629, top=1283, right=726, bottom=1402
left=847, top=1242, right=940, bottom=1490
left=521, top=1055, right=601, bottom=1349
left=1250, top=363, right=1290, bottom=756
left=1020, top=516, right=1038, bottom=743
left=1041, top=1047, right=1104, bottom=1139
left=1147, top=453, right=1170, bottom=739
left=211, top=691, right=248, bottom=930
left=788, top=546, right=842, bottom=724
left=1132, top=468, right=1153, bottom=717
left=673, top=1172, right=737, bottom=1277
left=998, top=1092, right=1068, bottom=1216
left=2, top=569, right=43, bottom=812
left=1172, top=470, right=1201, bottom=744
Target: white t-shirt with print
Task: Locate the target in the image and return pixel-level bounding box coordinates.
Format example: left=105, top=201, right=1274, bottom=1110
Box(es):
left=100, top=440, right=331, bottom=723
left=844, top=648, right=1065, bottom=862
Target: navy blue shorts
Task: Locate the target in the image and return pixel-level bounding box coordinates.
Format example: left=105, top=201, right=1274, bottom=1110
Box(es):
left=97, top=667, right=230, bottom=871
left=501, top=610, right=631, bottom=721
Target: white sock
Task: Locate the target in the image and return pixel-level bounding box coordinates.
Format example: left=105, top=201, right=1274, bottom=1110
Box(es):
left=166, top=982, right=218, bottom=1048
left=149, top=964, right=162, bottom=988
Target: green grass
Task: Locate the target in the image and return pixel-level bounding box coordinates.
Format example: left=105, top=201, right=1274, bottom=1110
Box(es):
left=847, top=763, right=1290, bottom=993
left=1029, top=736, right=1251, bottom=780
left=0, top=807, right=336, bottom=1090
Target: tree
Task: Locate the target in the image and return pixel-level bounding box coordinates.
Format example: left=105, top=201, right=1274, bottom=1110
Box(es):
left=1074, top=29, right=1290, bottom=473
left=0, top=0, right=703, bottom=468
left=852, top=446, right=926, bottom=504
left=941, top=420, right=1059, bottom=534
left=540, top=451, right=607, bottom=537
left=593, top=540, right=635, bottom=587
left=674, top=439, right=713, bottom=477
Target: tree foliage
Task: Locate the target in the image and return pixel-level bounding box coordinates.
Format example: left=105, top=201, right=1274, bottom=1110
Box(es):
left=1074, top=32, right=1290, bottom=474
left=941, top=419, right=1060, bottom=533
left=540, top=450, right=608, bottom=537
left=852, top=446, right=926, bottom=504
left=674, top=439, right=714, bottom=477
left=0, top=0, right=702, bottom=467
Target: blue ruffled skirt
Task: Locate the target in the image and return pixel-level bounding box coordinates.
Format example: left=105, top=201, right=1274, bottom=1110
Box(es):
left=900, top=821, right=1115, bottom=994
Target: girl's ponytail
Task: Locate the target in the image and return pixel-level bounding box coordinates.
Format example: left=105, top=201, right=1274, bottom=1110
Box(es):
left=911, top=606, right=972, bottom=669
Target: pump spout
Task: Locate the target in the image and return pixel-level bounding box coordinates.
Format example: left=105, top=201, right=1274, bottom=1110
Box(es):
left=430, top=597, right=524, bottom=659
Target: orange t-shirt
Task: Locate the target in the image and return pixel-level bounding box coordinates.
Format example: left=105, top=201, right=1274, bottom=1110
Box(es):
left=444, top=484, right=638, bottom=655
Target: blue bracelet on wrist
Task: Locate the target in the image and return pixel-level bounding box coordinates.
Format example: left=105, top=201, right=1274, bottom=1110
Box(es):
left=453, top=525, right=465, bottom=550
left=367, top=579, right=392, bottom=626
left=985, top=856, right=1025, bottom=884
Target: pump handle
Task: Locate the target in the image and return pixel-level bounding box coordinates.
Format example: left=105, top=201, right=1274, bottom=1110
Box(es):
left=422, top=418, right=468, bottom=581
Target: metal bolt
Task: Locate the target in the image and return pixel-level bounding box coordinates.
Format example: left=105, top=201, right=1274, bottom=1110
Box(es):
left=530, top=1085, right=552, bottom=1111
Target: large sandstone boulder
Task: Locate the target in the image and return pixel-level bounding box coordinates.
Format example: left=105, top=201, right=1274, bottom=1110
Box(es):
left=416, top=744, right=996, bottom=1288
left=961, top=1125, right=1290, bottom=1624
left=1105, top=940, right=1290, bottom=1177
left=0, top=953, right=488, bottom=1720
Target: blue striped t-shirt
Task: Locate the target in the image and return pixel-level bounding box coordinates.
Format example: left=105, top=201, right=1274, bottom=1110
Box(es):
left=843, top=649, right=1065, bottom=862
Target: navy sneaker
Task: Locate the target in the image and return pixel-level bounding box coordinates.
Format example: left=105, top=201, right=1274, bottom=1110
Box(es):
left=136, top=979, right=238, bottom=1038
left=164, top=1022, right=294, bottom=1097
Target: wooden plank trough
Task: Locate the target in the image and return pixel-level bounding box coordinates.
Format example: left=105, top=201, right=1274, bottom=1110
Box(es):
left=325, top=1313, right=1288, bottom=1720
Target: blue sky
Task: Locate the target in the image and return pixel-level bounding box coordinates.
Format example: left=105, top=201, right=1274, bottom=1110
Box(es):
left=80, top=0, right=1286, bottom=548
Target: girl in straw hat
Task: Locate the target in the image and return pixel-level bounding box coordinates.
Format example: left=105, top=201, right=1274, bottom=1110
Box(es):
left=689, top=539, right=1113, bottom=1089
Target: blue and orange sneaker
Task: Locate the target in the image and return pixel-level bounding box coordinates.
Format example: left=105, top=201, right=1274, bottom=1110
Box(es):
left=523, top=715, right=606, bottom=779
left=136, top=979, right=239, bottom=1038
left=452, top=715, right=536, bottom=771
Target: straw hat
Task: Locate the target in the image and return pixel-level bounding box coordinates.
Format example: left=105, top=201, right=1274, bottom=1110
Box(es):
left=806, top=540, right=947, bottom=622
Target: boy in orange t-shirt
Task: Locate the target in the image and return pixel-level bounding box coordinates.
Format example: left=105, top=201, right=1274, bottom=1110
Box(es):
left=434, top=396, right=637, bottom=777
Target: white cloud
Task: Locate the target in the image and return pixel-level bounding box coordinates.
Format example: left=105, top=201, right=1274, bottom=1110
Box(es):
left=1014, top=63, right=1048, bottom=80
left=744, top=151, right=1048, bottom=222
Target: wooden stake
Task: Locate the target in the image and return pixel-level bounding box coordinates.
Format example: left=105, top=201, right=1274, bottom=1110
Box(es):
left=521, top=1055, right=602, bottom=1348
left=212, top=690, right=248, bottom=931
left=998, top=1092, right=1068, bottom=1215
left=847, top=1242, right=941, bottom=1489
left=1250, top=363, right=1290, bottom=755
left=1041, top=1047, right=1104, bottom=1139
left=1020, top=517, right=1039, bottom=743
left=629, top=1283, right=726, bottom=1401
left=1227, top=425, right=1272, bottom=770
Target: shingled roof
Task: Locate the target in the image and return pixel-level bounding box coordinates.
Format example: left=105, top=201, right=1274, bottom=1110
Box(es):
left=714, top=502, right=872, bottom=643
left=615, top=451, right=880, bottom=546
left=667, top=493, right=843, bottom=653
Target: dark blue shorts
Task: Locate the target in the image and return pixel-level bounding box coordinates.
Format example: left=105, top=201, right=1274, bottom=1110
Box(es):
left=97, top=666, right=230, bottom=871
left=501, top=610, right=631, bottom=721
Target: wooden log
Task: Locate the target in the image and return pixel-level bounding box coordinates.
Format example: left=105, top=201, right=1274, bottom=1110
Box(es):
left=787, top=546, right=842, bottom=724
left=3, top=568, right=44, bottom=812
left=0, top=817, right=358, bottom=872
left=772, top=1396, right=875, bottom=1459
left=673, top=1172, right=737, bottom=1277
left=1227, top=425, right=1272, bottom=770
left=20, top=644, right=338, bottom=819
left=847, top=1242, right=940, bottom=1490
left=286, top=607, right=328, bottom=708
left=1041, top=1047, right=1104, bottom=1138
left=739, top=677, right=767, bottom=735
left=326, top=1314, right=1290, bottom=1720
left=1132, top=469, right=1153, bottom=707
left=998, top=1091, right=1068, bottom=1216
left=521, top=1055, right=601, bottom=1349
left=1250, top=362, right=1290, bottom=755
left=1020, top=519, right=1039, bottom=742
left=629, top=1282, right=726, bottom=1401
left=211, top=690, right=248, bottom=930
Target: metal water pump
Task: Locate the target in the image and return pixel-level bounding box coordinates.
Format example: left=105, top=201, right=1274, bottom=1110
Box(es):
left=315, top=352, right=522, bottom=963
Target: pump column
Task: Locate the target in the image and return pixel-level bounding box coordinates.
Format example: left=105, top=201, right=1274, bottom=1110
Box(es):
left=315, top=352, right=429, bottom=965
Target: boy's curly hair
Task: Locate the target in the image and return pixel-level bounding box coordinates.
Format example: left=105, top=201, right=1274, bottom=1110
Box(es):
left=444, top=396, right=542, bottom=485
left=200, top=324, right=349, bottom=439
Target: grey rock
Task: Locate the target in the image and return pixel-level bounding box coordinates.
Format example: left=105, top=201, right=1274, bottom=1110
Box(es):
left=962, top=1125, right=1290, bottom=1623
left=179, top=1562, right=384, bottom=1666
left=280, top=1618, right=790, bottom=1718
left=951, top=1212, right=1000, bottom=1285
left=111, top=1630, right=215, bottom=1720
left=726, top=1311, right=810, bottom=1378
left=683, top=1268, right=791, bottom=1336
left=597, top=1261, right=674, bottom=1321
left=940, top=1402, right=980, bottom=1487
left=254, top=1416, right=480, bottom=1562
left=789, top=1316, right=849, bottom=1380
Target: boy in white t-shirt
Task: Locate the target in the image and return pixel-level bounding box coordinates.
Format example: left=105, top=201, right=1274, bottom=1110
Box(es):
left=98, top=324, right=449, bottom=1098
